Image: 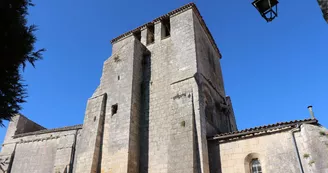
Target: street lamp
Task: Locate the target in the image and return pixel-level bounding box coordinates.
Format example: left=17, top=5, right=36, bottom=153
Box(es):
left=252, top=0, right=279, bottom=22
left=317, top=0, right=328, bottom=23
left=252, top=0, right=327, bottom=23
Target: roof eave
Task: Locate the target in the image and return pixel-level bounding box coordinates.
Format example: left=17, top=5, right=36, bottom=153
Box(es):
left=209, top=119, right=318, bottom=141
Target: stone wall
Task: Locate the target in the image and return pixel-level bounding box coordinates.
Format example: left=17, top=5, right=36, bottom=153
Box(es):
left=73, top=94, right=107, bottom=173
left=193, top=10, right=236, bottom=134
left=87, top=35, right=146, bottom=173
left=225, top=96, right=237, bottom=132
left=300, top=124, right=328, bottom=173
left=0, top=124, right=80, bottom=173
left=218, top=124, right=328, bottom=173
left=192, top=10, right=238, bottom=173
left=92, top=7, right=207, bottom=173
left=11, top=137, right=57, bottom=173
left=0, top=4, right=239, bottom=173
left=93, top=6, right=233, bottom=173
left=140, top=9, right=199, bottom=173
left=93, top=7, right=223, bottom=173
left=3, top=114, right=45, bottom=143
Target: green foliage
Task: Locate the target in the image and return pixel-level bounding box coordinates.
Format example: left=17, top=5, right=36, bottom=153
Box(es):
left=0, top=0, right=44, bottom=126
left=309, top=160, right=315, bottom=166
left=180, top=121, right=186, bottom=127
left=319, top=131, right=327, bottom=136
left=303, top=153, right=310, bottom=159
left=113, top=55, right=121, bottom=62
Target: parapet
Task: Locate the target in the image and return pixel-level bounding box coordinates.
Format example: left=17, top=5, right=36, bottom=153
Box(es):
left=3, top=114, right=45, bottom=142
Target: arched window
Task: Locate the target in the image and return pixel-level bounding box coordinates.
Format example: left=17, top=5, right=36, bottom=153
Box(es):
left=251, top=159, right=262, bottom=173
left=245, top=153, right=264, bottom=173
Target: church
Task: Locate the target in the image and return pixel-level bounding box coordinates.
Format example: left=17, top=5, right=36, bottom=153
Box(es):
left=1, top=3, right=327, bottom=173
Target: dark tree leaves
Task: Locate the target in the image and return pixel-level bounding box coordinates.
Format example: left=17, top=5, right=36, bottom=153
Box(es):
left=0, top=0, right=44, bottom=126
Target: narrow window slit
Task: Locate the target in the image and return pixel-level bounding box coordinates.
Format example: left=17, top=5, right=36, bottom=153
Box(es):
left=147, top=24, right=155, bottom=45
left=161, top=18, right=170, bottom=39
left=111, top=104, right=118, bottom=116
left=134, top=30, right=141, bottom=41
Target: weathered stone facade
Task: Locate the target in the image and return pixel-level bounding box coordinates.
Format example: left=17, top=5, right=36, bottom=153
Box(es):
left=211, top=119, right=328, bottom=173
left=0, top=115, right=82, bottom=173
left=1, top=3, right=327, bottom=173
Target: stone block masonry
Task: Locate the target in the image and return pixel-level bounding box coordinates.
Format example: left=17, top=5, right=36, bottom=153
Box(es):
left=1, top=3, right=328, bottom=173
left=0, top=3, right=237, bottom=173
left=93, top=37, right=146, bottom=173
left=87, top=3, right=236, bottom=172
left=218, top=124, right=328, bottom=173
left=73, top=93, right=107, bottom=173
left=0, top=114, right=82, bottom=173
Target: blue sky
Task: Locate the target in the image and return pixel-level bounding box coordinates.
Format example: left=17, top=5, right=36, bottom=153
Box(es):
left=1, top=0, right=327, bottom=142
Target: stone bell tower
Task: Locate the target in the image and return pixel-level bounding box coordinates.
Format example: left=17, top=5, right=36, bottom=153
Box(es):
left=73, top=3, right=237, bottom=173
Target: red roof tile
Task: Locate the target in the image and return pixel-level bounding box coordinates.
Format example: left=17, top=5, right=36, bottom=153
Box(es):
left=210, top=118, right=318, bottom=141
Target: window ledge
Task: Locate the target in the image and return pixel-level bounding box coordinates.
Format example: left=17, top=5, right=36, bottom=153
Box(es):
left=161, top=36, right=171, bottom=40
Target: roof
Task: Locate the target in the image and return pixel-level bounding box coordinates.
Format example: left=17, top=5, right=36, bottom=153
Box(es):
left=13, top=124, right=83, bottom=138
left=110, top=3, right=222, bottom=58
left=210, top=118, right=318, bottom=142
left=18, top=114, right=46, bottom=130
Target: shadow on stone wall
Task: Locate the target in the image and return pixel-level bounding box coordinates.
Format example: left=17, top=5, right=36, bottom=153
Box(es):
left=208, top=140, right=222, bottom=173
left=139, top=52, right=151, bottom=173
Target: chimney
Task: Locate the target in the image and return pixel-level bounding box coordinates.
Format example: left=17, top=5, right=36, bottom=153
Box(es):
left=307, top=105, right=315, bottom=119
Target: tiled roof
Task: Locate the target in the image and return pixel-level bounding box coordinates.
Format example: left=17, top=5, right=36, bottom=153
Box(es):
left=110, top=3, right=222, bottom=59
left=210, top=118, right=318, bottom=141
left=13, top=124, right=83, bottom=138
